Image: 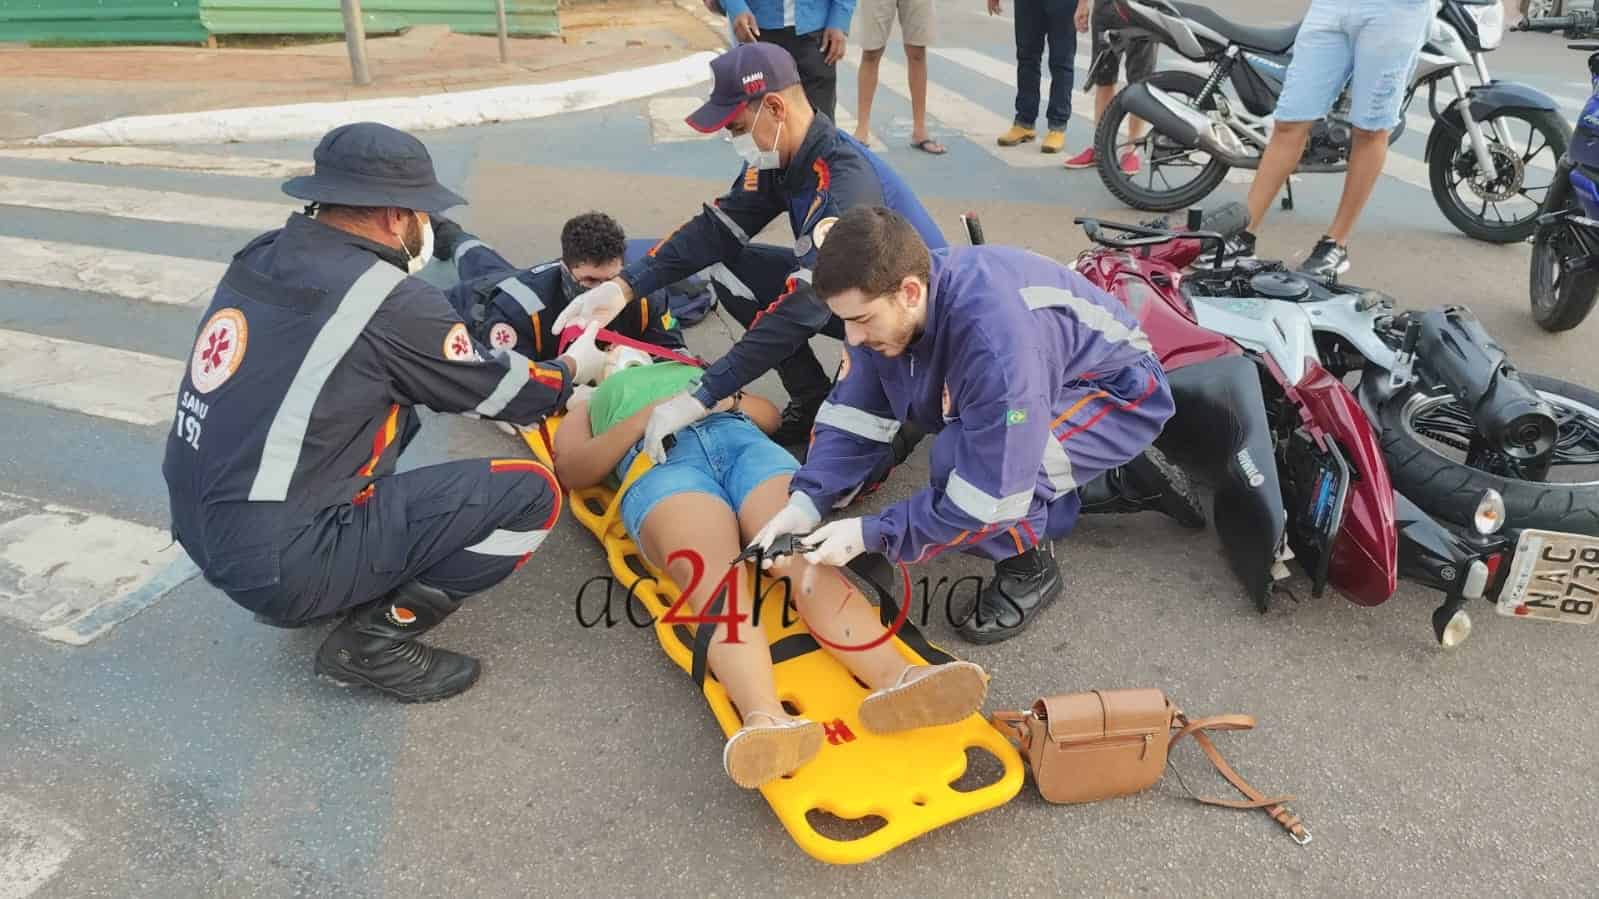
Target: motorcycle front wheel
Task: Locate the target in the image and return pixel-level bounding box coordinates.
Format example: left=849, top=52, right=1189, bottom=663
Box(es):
left=1529, top=190, right=1599, bottom=331
left=1378, top=373, right=1599, bottom=536
left=1427, top=107, right=1570, bottom=243
left=1095, top=70, right=1232, bottom=212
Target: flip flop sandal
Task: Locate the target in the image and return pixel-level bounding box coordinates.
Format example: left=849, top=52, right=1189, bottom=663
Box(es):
left=911, top=138, right=947, bottom=155
left=858, top=661, right=989, bottom=734
left=722, top=714, right=825, bottom=789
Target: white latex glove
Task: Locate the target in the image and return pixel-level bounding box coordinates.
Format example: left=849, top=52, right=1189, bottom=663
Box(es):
left=749, top=495, right=823, bottom=570
left=642, top=391, right=711, bottom=463
left=800, top=517, right=866, bottom=567
left=551, top=280, right=628, bottom=335
left=567, top=384, right=597, bottom=408
left=558, top=322, right=606, bottom=385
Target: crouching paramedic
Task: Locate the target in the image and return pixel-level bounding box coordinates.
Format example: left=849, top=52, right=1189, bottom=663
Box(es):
left=160, top=123, right=607, bottom=703
left=436, top=210, right=687, bottom=361
left=752, top=206, right=1203, bottom=644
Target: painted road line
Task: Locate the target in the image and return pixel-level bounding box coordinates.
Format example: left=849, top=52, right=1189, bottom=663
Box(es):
left=0, top=794, right=83, bottom=899
left=845, top=47, right=1061, bottom=168
left=0, top=329, right=181, bottom=426
left=0, top=491, right=197, bottom=647
left=0, top=146, right=312, bottom=179
left=0, top=236, right=224, bottom=305
left=0, top=175, right=288, bottom=231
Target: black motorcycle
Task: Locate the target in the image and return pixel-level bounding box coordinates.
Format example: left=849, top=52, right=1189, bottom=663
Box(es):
left=1093, top=0, right=1569, bottom=244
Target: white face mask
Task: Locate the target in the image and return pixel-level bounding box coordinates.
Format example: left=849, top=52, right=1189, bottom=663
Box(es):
left=731, top=104, right=783, bottom=171
left=405, top=212, right=434, bottom=275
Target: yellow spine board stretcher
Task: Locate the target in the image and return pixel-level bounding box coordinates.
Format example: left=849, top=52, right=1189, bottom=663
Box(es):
left=523, top=416, right=1023, bottom=864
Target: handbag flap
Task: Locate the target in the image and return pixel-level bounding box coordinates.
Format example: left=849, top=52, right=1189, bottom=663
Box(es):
left=1099, top=688, right=1172, bottom=737
left=1035, top=690, right=1170, bottom=742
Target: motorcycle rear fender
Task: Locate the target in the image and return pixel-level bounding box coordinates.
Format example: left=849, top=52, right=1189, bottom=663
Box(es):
left=1393, top=490, right=1502, bottom=597
left=1426, top=82, right=1562, bottom=162
left=1161, top=354, right=1285, bottom=611
left=1289, top=363, right=1399, bottom=606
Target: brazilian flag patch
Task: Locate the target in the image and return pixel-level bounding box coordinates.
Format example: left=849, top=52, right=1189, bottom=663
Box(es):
left=1006, top=409, right=1028, bottom=426
left=661, top=311, right=676, bottom=331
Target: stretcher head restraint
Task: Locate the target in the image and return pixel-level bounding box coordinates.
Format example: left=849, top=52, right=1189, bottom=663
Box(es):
left=543, top=324, right=1024, bottom=864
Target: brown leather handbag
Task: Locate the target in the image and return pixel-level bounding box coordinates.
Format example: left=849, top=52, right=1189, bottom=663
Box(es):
left=991, top=689, right=1310, bottom=844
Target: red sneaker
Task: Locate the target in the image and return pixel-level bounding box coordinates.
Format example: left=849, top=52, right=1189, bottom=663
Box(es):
left=1120, top=151, right=1141, bottom=175
left=1062, top=147, right=1096, bottom=169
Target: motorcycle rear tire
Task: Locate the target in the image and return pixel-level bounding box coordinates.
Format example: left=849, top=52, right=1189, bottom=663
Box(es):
left=1095, top=70, right=1231, bottom=213
left=1378, top=373, right=1599, bottom=536
left=1529, top=199, right=1599, bottom=331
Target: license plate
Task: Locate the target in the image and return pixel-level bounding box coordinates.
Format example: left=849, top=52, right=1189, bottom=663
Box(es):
left=1495, top=529, right=1599, bottom=624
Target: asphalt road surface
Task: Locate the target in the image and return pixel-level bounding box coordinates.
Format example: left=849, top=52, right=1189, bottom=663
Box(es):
left=3, top=2, right=1597, bottom=895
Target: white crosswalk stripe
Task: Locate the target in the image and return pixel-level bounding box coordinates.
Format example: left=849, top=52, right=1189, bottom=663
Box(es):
left=0, top=328, right=183, bottom=426
left=0, top=147, right=311, bottom=178
left=0, top=174, right=289, bottom=230
left=0, top=235, right=224, bottom=304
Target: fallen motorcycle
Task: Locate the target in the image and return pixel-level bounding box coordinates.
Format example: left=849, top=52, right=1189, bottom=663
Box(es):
left=1063, top=206, right=1599, bottom=646
left=1529, top=42, right=1599, bottom=331
left=1093, top=0, right=1567, bottom=243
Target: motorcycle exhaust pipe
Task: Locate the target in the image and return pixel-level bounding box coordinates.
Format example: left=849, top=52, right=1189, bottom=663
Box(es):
left=1412, top=308, right=1559, bottom=461
left=1118, top=83, right=1251, bottom=166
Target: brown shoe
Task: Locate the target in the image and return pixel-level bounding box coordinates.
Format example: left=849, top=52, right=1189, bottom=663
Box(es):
left=997, top=124, right=1036, bottom=147
left=858, top=661, right=989, bottom=734
left=1041, top=129, right=1066, bottom=153
left=722, top=713, right=824, bottom=789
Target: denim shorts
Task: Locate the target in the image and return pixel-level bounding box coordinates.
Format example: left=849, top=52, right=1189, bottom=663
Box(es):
left=617, top=412, right=801, bottom=544
left=1273, top=0, right=1433, bottom=132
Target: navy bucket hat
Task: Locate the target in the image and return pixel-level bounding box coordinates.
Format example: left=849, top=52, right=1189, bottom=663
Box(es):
left=281, top=122, right=467, bottom=214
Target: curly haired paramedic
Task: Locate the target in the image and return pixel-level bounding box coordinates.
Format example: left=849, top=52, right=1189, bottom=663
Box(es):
left=752, top=206, right=1203, bottom=644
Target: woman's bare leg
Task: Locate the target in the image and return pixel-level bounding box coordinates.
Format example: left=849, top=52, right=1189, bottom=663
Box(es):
left=737, top=476, right=989, bottom=732
left=638, top=492, right=822, bottom=788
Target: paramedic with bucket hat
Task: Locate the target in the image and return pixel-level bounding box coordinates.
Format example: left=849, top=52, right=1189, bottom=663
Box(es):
left=551, top=42, right=946, bottom=461
left=161, top=122, right=607, bottom=703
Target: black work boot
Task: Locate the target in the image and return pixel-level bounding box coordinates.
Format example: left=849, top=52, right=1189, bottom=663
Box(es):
left=313, top=581, right=481, bottom=703
left=770, top=345, right=836, bottom=447
left=1077, top=445, right=1207, bottom=530
left=957, top=542, right=1064, bottom=644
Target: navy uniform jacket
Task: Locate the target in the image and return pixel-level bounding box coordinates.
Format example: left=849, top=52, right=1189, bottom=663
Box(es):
left=616, top=116, right=947, bottom=407
left=162, top=213, right=576, bottom=589
left=790, top=245, right=1172, bottom=564
left=448, top=237, right=686, bottom=360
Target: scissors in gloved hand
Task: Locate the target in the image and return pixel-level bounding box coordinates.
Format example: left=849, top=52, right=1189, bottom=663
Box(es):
left=736, top=532, right=814, bottom=566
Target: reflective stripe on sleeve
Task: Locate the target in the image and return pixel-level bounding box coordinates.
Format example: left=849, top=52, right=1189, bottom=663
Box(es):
left=946, top=470, right=1033, bottom=524
left=814, top=400, right=901, bottom=443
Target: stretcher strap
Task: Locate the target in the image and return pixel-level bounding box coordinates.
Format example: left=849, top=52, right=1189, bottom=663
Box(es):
left=559, top=324, right=706, bottom=368
left=689, top=553, right=953, bottom=691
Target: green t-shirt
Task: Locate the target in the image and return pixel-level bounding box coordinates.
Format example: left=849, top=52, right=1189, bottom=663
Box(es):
left=586, top=362, right=703, bottom=436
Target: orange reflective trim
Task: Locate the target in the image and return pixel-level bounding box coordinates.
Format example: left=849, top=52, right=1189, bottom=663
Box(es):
left=490, top=459, right=542, bottom=472
left=1008, top=528, right=1024, bottom=555
left=743, top=167, right=760, bottom=192
left=358, top=404, right=401, bottom=477
left=353, top=483, right=376, bottom=506
left=531, top=312, right=543, bottom=356
left=530, top=362, right=565, bottom=390
left=1051, top=391, right=1109, bottom=429
left=812, top=158, right=832, bottom=191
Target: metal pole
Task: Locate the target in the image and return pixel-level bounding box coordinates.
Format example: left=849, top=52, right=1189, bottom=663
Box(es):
left=496, top=0, right=511, bottom=64
left=340, top=0, right=373, bottom=86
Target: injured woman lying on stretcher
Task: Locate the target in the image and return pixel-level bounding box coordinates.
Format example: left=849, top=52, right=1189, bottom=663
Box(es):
left=552, top=347, right=990, bottom=790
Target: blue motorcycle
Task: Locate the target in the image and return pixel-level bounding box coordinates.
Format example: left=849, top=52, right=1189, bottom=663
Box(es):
left=1530, top=42, right=1599, bottom=331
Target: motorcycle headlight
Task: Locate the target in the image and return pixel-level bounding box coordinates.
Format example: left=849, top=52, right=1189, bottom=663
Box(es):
left=1473, top=488, right=1506, bottom=536
left=1467, top=2, right=1504, bottom=51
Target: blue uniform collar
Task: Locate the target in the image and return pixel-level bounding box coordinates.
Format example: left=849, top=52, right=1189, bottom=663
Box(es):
left=280, top=211, right=410, bottom=273
left=778, top=113, right=833, bottom=187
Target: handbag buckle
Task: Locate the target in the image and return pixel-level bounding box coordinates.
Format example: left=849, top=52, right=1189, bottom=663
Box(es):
left=1292, top=829, right=1313, bottom=846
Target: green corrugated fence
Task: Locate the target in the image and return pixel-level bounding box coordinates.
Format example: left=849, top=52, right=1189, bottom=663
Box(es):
left=0, top=0, right=559, bottom=44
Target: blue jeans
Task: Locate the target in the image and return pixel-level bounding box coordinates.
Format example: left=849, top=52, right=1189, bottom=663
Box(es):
left=1274, top=0, right=1433, bottom=132
left=1013, top=0, right=1077, bottom=132
left=617, top=412, right=800, bottom=544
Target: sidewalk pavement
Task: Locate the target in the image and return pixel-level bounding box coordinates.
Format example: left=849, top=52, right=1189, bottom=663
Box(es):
left=0, top=0, right=727, bottom=143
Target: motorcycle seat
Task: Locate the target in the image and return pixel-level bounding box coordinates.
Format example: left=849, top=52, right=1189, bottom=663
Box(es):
left=1167, top=1, right=1301, bottom=54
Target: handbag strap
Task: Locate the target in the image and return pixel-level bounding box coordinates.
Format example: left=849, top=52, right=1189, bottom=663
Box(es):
left=1168, top=710, right=1312, bottom=845
left=989, top=710, right=1033, bottom=756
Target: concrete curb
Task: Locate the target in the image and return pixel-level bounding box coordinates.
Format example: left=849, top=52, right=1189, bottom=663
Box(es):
left=27, top=51, right=719, bottom=147
left=672, top=0, right=736, bottom=49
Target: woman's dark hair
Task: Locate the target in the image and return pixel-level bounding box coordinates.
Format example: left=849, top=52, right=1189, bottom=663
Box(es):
left=812, top=206, right=931, bottom=300
left=560, top=211, right=627, bottom=268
